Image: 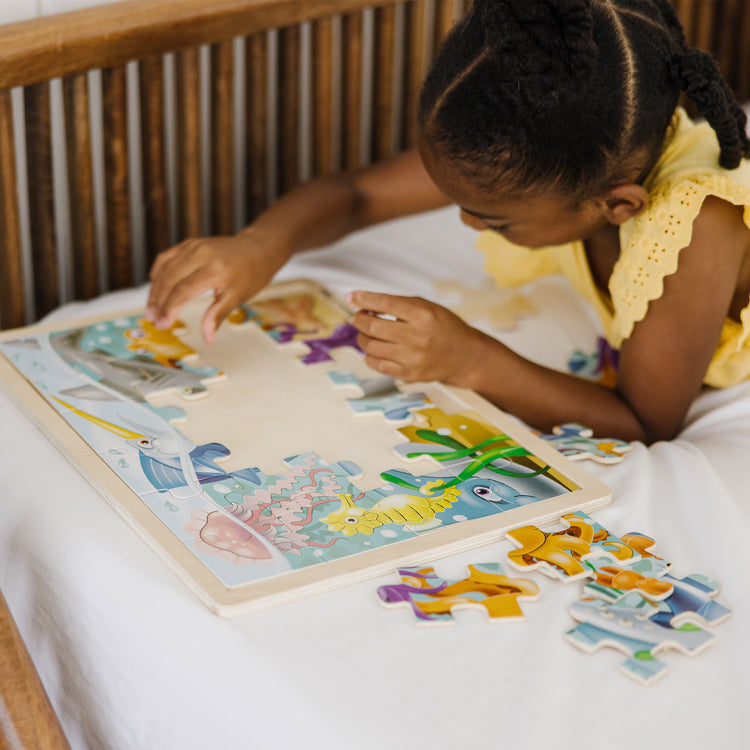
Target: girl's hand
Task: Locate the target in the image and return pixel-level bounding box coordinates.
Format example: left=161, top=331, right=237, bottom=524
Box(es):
left=347, top=290, right=494, bottom=386
left=146, top=231, right=288, bottom=344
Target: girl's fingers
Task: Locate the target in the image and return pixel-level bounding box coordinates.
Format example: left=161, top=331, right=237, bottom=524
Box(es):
left=351, top=308, right=408, bottom=343
left=346, top=290, right=422, bottom=322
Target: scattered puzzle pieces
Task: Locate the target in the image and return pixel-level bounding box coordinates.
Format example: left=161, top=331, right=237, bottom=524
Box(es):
left=536, top=423, right=633, bottom=464
left=377, top=563, right=539, bottom=625
left=433, top=278, right=535, bottom=330
left=505, top=512, right=640, bottom=581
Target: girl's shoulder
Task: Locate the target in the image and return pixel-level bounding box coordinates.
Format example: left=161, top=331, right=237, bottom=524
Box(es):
left=611, top=112, right=750, bottom=348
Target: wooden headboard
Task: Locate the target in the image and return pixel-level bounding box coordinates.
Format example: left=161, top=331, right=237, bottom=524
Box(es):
left=0, top=0, right=749, bottom=332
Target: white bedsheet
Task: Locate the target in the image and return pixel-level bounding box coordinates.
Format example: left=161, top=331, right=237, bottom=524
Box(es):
left=1, top=206, right=748, bottom=750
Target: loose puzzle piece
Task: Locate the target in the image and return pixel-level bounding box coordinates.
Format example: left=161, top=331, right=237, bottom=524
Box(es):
left=568, top=336, right=620, bottom=388
left=566, top=592, right=716, bottom=684
left=228, top=292, right=363, bottom=364
left=433, top=278, right=535, bottom=330
left=535, top=423, right=633, bottom=464
left=561, top=527, right=732, bottom=683
left=377, top=563, right=540, bottom=625
left=505, top=512, right=640, bottom=581
left=48, top=316, right=225, bottom=400
left=327, top=370, right=430, bottom=422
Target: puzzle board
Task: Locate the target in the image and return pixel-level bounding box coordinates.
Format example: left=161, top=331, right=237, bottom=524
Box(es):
left=0, top=279, right=612, bottom=616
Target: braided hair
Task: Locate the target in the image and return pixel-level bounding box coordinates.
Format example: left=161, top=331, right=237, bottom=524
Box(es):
left=419, top=0, right=750, bottom=201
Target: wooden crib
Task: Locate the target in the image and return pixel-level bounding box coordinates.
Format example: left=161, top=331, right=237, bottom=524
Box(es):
left=0, top=0, right=749, bottom=746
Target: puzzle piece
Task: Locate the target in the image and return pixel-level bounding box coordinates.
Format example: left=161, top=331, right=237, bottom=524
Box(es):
left=536, top=423, right=633, bottom=464
left=505, top=512, right=640, bottom=581
left=327, top=370, right=430, bottom=422
left=433, top=278, right=535, bottom=330
left=568, top=336, right=620, bottom=388
left=377, top=563, right=539, bottom=625
left=566, top=592, right=716, bottom=684
left=49, top=318, right=225, bottom=400
left=229, top=292, right=362, bottom=363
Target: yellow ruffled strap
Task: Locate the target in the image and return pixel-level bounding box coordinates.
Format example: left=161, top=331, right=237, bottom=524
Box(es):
left=609, top=171, right=750, bottom=348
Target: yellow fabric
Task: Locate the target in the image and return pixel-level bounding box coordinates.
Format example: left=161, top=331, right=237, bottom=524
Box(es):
left=478, top=108, right=750, bottom=388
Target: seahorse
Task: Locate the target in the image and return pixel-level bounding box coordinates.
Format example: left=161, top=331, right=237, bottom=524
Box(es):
left=321, top=482, right=460, bottom=536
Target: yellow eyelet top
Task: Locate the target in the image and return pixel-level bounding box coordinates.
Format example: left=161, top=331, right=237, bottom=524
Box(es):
left=477, top=108, right=750, bottom=388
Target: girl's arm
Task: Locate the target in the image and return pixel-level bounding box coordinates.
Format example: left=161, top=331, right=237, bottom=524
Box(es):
left=349, top=196, right=750, bottom=444
left=146, top=149, right=449, bottom=342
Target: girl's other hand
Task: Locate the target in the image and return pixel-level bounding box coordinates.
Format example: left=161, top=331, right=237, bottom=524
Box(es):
left=146, top=232, right=288, bottom=344
left=347, top=290, right=492, bottom=386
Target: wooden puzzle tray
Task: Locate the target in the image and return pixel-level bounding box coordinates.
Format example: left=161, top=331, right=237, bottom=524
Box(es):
left=0, top=279, right=611, bottom=616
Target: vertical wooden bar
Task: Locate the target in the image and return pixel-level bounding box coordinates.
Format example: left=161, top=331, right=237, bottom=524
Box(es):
left=737, top=0, right=750, bottom=102
left=0, top=591, right=72, bottom=749
left=62, top=73, right=99, bottom=300
left=0, top=89, right=26, bottom=329
left=102, top=65, right=132, bottom=290
left=372, top=4, right=397, bottom=161
left=692, top=0, right=716, bottom=53
left=138, top=55, right=170, bottom=267
left=402, top=0, right=428, bottom=149
left=211, top=40, right=235, bottom=235
left=341, top=11, right=363, bottom=170
left=312, top=17, right=334, bottom=176
left=434, top=0, right=459, bottom=50
left=176, top=47, right=202, bottom=239
left=277, top=25, right=300, bottom=195
left=245, top=32, right=268, bottom=222
left=24, top=82, right=59, bottom=319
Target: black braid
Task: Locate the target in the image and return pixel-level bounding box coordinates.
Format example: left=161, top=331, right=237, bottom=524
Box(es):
left=419, top=0, right=750, bottom=200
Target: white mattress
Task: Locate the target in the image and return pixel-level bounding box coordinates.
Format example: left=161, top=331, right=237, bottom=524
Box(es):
left=1, top=206, right=748, bottom=749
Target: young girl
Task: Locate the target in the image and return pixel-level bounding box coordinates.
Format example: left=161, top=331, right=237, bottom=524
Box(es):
left=146, top=0, right=750, bottom=445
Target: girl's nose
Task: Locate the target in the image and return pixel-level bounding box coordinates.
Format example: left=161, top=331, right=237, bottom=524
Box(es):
left=459, top=209, right=487, bottom=231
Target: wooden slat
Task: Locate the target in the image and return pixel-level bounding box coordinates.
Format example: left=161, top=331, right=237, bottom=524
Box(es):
left=0, top=591, right=71, bottom=749
left=211, top=40, right=235, bottom=235
left=673, top=0, right=696, bottom=45
left=24, top=82, right=59, bottom=319
left=245, top=32, right=269, bottom=221
left=434, top=0, right=458, bottom=49
left=312, top=17, right=334, bottom=176
left=372, top=4, right=397, bottom=161
left=277, top=25, right=301, bottom=195
left=402, top=0, right=428, bottom=149
left=737, top=1, right=750, bottom=102
left=102, top=65, right=133, bottom=290
left=176, top=47, right=202, bottom=239
left=0, top=0, right=395, bottom=90
left=138, top=55, right=170, bottom=267
left=0, top=89, right=26, bottom=330
left=341, top=11, right=363, bottom=170
left=62, top=73, right=99, bottom=300
left=692, top=0, right=716, bottom=55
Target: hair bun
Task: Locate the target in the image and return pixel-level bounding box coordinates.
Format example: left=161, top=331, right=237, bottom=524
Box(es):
left=473, top=0, right=597, bottom=77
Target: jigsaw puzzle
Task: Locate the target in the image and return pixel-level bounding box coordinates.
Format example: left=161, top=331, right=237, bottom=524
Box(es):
left=0, top=279, right=611, bottom=616
left=535, top=423, right=633, bottom=464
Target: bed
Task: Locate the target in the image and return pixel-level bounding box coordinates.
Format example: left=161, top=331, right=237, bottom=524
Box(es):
left=1, top=1, right=749, bottom=748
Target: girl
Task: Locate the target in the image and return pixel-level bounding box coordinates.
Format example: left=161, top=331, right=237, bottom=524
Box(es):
left=146, top=0, right=750, bottom=445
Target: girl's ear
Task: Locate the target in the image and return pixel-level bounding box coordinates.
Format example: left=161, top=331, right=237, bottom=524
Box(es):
left=600, top=184, right=650, bottom=225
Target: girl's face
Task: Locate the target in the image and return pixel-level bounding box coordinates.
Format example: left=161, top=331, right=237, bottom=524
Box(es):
left=419, top=138, right=609, bottom=248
